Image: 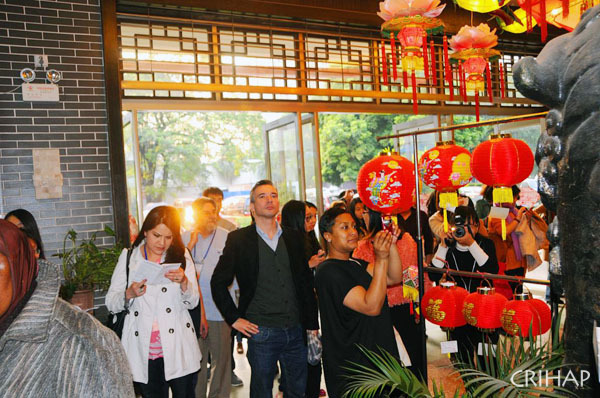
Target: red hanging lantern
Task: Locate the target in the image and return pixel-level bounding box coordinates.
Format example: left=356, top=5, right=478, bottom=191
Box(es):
left=357, top=151, right=416, bottom=215
left=449, top=23, right=501, bottom=116
left=418, top=141, right=472, bottom=231
left=377, top=0, right=446, bottom=114
left=422, top=281, right=469, bottom=329
left=471, top=133, right=534, bottom=239
left=500, top=293, right=552, bottom=337
left=462, top=286, right=508, bottom=331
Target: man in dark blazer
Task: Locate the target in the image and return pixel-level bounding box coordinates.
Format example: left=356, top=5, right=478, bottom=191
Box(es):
left=211, top=180, right=319, bottom=398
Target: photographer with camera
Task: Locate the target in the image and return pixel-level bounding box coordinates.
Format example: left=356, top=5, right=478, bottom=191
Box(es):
left=429, top=205, right=499, bottom=364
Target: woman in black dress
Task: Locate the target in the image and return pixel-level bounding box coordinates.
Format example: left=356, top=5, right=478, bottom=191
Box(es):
left=314, top=207, right=403, bottom=398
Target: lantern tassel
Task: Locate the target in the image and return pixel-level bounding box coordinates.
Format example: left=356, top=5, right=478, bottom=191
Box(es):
left=459, top=62, right=467, bottom=102
left=540, top=0, right=548, bottom=43
left=443, top=208, right=448, bottom=233
left=475, top=90, right=480, bottom=122
left=525, top=0, right=533, bottom=33
left=422, top=34, right=429, bottom=82
left=430, top=40, right=437, bottom=86
left=449, top=64, right=454, bottom=101
left=486, top=62, right=493, bottom=103
left=403, top=70, right=408, bottom=89
left=443, top=36, right=451, bottom=84
left=381, top=40, right=388, bottom=85
left=502, top=218, right=507, bottom=241
left=410, top=300, right=414, bottom=315
left=563, top=0, right=569, bottom=17
left=411, top=70, right=418, bottom=114
left=391, top=34, right=398, bottom=81
left=499, top=61, right=505, bottom=98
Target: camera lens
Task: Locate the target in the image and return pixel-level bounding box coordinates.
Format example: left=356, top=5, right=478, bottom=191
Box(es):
left=454, top=226, right=466, bottom=238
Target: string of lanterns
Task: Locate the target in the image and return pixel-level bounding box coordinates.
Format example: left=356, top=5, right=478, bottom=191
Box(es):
left=376, top=0, right=589, bottom=115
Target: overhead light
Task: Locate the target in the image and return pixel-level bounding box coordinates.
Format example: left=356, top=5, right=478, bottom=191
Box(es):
left=46, top=69, right=61, bottom=84
left=20, top=68, right=36, bottom=83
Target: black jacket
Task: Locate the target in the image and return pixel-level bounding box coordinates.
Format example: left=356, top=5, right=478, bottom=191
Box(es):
left=210, top=224, right=319, bottom=331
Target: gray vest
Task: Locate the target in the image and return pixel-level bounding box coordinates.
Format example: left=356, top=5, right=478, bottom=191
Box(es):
left=245, top=236, right=300, bottom=328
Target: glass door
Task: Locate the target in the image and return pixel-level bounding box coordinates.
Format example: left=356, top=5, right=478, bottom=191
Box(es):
left=264, top=112, right=323, bottom=210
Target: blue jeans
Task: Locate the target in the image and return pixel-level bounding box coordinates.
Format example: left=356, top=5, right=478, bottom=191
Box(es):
left=247, top=325, right=307, bottom=398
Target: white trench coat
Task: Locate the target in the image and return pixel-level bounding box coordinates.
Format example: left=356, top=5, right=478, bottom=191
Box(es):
left=106, top=245, right=201, bottom=383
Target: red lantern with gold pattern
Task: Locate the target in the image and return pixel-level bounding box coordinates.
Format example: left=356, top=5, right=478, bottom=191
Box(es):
left=357, top=151, right=416, bottom=215
left=501, top=293, right=552, bottom=337
left=471, top=133, right=534, bottom=239
left=462, top=286, right=508, bottom=331
left=419, top=141, right=472, bottom=231
left=421, top=281, right=469, bottom=329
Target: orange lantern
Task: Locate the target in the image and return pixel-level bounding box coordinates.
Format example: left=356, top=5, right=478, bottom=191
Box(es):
left=463, top=286, right=508, bottom=331
left=356, top=150, right=416, bottom=215
left=500, top=293, right=552, bottom=337
left=471, top=133, right=534, bottom=239
left=422, top=281, right=469, bottom=329
left=419, top=141, right=472, bottom=231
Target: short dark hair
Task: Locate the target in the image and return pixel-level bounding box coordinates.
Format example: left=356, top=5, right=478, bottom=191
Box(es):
left=192, top=196, right=216, bottom=212
left=453, top=205, right=479, bottom=225
left=250, top=179, right=276, bottom=203
left=305, top=201, right=317, bottom=210
left=318, top=206, right=349, bottom=242
left=202, top=187, right=224, bottom=198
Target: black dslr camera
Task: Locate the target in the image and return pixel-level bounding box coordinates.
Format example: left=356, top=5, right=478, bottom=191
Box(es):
left=445, top=212, right=473, bottom=246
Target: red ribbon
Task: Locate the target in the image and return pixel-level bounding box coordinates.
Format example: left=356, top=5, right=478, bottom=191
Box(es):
left=448, top=64, right=454, bottom=101
left=540, top=0, right=547, bottom=43
left=486, top=62, right=493, bottom=103
left=475, top=90, right=480, bottom=122
left=430, top=40, right=437, bottom=86
left=499, top=61, right=505, bottom=98
left=381, top=40, right=388, bottom=85
left=390, top=34, right=398, bottom=81
left=422, top=34, right=429, bottom=82
left=459, top=62, right=467, bottom=102
left=443, top=36, right=451, bottom=84
left=525, top=0, right=533, bottom=32
left=411, top=70, right=418, bottom=114
left=562, top=0, right=569, bottom=17
left=403, top=70, right=408, bottom=89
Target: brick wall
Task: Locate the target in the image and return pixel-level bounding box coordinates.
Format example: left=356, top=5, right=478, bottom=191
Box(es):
left=0, top=0, right=115, bottom=255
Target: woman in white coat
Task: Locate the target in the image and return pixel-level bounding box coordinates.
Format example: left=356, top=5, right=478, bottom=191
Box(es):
left=106, top=206, right=202, bottom=398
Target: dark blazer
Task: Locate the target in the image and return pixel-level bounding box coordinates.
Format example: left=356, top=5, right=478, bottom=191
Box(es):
left=211, top=224, right=319, bottom=331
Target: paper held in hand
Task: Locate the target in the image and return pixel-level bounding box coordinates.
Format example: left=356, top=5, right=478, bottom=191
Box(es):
left=131, top=260, right=181, bottom=285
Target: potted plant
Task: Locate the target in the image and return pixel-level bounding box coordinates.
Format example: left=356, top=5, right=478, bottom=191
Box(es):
left=343, top=311, right=577, bottom=397
left=55, top=226, right=124, bottom=312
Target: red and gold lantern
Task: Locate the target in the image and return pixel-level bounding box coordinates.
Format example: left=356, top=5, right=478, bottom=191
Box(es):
left=357, top=151, right=416, bottom=215
left=422, top=281, right=469, bottom=329
left=471, top=133, right=534, bottom=239
left=500, top=293, right=552, bottom=337
left=462, top=286, right=508, bottom=331
left=419, top=141, right=472, bottom=231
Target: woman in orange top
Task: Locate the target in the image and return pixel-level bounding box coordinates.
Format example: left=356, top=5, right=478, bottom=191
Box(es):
left=353, top=208, right=432, bottom=379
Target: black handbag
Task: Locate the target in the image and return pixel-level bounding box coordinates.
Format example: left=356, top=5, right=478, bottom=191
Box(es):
left=106, top=248, right=133, bottom=339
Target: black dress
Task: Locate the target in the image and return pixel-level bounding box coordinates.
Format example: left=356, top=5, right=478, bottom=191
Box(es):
left=315, top=258, right=399, bottom=398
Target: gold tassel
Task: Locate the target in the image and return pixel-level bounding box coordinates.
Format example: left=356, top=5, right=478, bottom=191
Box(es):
left=439, top=192, right=459, bottom=233
left=443, top=208, right=448, bottom=232
left=502, top=218, right=507, bottom=241
left=493, top=187, right=513, bottom=205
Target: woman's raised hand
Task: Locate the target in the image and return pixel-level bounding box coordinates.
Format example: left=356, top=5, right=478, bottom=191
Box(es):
left=373, top=230, right=393, bottom=260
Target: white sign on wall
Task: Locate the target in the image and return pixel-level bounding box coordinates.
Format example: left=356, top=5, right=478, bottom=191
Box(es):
left=22, top=83, right=60, bottom=102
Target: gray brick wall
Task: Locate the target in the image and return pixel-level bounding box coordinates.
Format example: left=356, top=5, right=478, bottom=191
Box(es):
left=0, top=0, right=115, bottom=256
